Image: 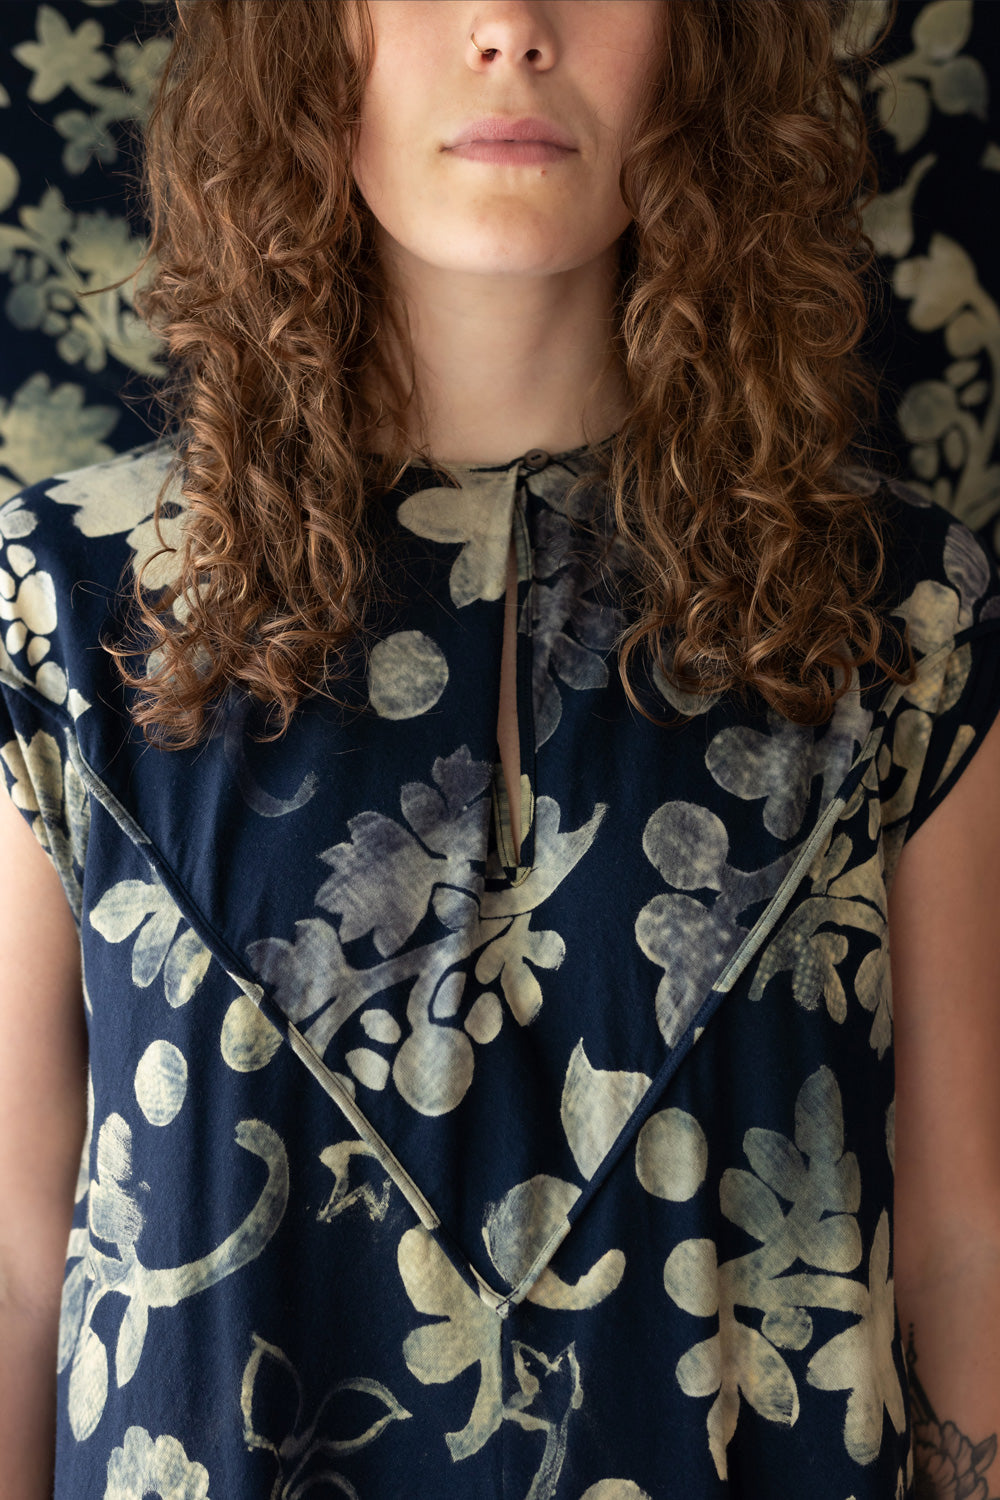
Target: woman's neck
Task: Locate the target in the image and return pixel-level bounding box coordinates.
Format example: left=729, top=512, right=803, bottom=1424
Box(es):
left=376, top=234, right=628, bottom=465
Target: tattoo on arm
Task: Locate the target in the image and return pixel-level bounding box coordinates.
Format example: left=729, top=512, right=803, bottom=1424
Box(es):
left=907, top=1324, right=999, bottom=1500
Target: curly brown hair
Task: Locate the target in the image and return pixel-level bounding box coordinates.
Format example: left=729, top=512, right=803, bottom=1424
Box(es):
left=109, top=0, right=909, bottom=745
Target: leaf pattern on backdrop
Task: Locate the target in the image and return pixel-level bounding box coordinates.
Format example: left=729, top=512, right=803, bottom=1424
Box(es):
left=0, top=1, right=167, bottom=497
left=861, top=0, right=1000, bottom=544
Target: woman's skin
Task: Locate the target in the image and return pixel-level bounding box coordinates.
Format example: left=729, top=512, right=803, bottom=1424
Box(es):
left=0, top=793, right=86, bottom=1499
left=352, top=0, right=663, bottom=852
left=351, top=0, right=663, bottom=465
left=1, top=5, right=999, bottom=1495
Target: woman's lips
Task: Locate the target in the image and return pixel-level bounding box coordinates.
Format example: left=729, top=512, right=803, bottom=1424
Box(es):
left=444, top=117, right=578, bottom=166
left=447, top=140, right=575, bottom=165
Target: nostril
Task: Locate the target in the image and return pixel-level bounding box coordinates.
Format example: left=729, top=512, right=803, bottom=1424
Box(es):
left=526, top=48, right=541, bottom=63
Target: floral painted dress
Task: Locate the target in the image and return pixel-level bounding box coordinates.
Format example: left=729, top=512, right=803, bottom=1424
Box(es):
left=1, top=438, right=999, bottom=1500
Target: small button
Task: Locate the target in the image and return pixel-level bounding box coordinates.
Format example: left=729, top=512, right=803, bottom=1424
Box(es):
left=521, top=448, right=551, bottom=472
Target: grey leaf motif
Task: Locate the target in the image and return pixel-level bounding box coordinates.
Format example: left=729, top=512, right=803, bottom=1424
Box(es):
left=550, top=631, right=608, bottom=692
left=706, top=722, right=814, bottom=840
left=318, top=747, right=491, bottom=955
left=317, top=813, right=444, bottom=957
left=249, top=916, right=355, bottom=1026
left=400, top=746, right=492, bottom=859
left=943, top=521, right=991, bottom=626
left=527, top=575, right=619, bottom=744
left=636, top=894, right=742, bottom=1047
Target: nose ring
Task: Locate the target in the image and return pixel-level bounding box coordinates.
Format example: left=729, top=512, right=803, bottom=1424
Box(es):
left=470, top=32, right=496, bottom=57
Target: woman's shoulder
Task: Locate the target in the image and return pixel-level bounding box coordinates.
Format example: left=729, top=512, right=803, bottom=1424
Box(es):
left=845, top=465, right=1000, bottom=654
left=1, top=437, right=182, bottom=579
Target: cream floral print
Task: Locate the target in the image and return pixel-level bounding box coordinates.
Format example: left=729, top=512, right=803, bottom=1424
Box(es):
left=103, top=1426, right=211, bottom=1500
left=0, top=440, right=998, bottom=1496
left=239, top=1334, right=410, bottom=1498
left=658, top=1066, right=906, bottom=1479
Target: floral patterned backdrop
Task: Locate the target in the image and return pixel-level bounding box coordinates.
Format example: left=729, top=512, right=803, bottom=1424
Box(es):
left=0, top=0, right=999, bottom=559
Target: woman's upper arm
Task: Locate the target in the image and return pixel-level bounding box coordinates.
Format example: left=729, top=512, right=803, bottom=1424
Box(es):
left=0, top=779, right=87, bottom=1311
left=889, top=703, right=1000, bottom=1284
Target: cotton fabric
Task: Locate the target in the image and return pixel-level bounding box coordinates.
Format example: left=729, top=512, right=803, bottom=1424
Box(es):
left=1, top=440, right=999, bottom=1499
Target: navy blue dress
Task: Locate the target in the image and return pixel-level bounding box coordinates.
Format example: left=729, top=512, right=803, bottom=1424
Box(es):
left=1, top=439, right=999, bottom=1499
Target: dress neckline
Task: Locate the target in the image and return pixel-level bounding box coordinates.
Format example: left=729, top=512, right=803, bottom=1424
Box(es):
left=408, top=430, right=618, bottom=475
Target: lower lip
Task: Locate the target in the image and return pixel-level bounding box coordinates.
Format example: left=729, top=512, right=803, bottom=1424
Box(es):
left=448, top=141, right=575, bottom=166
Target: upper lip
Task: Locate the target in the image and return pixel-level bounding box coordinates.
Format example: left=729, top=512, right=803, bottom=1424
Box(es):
left=446, top=117, right=577, bottom=149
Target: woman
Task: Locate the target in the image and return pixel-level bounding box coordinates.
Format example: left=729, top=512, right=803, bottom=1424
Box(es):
left=1, top=1, right=998, bottom=1495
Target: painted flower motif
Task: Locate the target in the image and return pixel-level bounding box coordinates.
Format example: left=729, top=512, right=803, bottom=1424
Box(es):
left=241, top=1334, right=410, bottom=1498
left=706, top=719, right=815, bottom=840
left=0, top=542, right=67, bottom=701
left=251, top=749, right=602, bottom=1116
left=855, top=940, right=893, bottom=1058
left=89, top=877, right=212, bottom=1007
left=662, top=1068, right=887, bottom=1480
left=398, top=1226, right=504, bottom=1462
left=397, top=470, right=516, bottom=608
left=103, top=1425, right=210, bottom=1500
left=806, top=1211, right=908, bottom=1465
left=475, top=912, right=565, bottom=1027
left=62, top=1111, right=289, bottom=1442
left=0, top=728, right=89, bottom=915
left=0, top=494, right=37, bottom=542
left=316, top=746, right=491, bottom=957
left=635, top=800, right=755, bottom=1046
left=398, top=1225, right=588, bottom=1492
left=13, top=7, right=111, bottom=105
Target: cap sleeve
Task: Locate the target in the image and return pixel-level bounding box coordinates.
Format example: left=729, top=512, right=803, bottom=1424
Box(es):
left=0, top=483, right=91, bottom=924
left=878, top=510, right=1000, bottom=866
